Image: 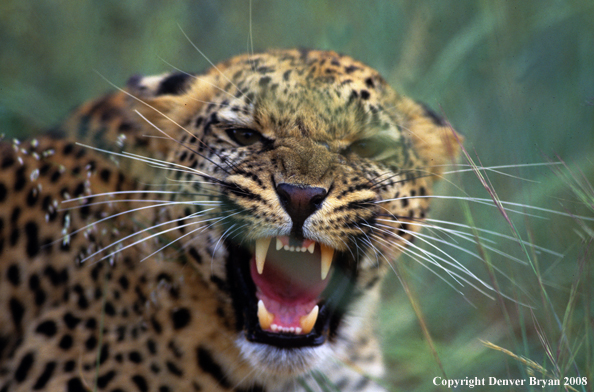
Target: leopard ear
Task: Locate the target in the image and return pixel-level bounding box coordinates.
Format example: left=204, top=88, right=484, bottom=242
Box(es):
left=126, top=72, right=195, bottom=99
left=126, top=72, right=218, bottom=130
left=397, top=98, right=463, bottom=177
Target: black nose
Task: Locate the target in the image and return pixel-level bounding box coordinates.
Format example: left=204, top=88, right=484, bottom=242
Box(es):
left=276, top=183, right=327, bottom=236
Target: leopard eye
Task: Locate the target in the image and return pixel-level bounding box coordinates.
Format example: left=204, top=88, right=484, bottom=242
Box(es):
left=346, top=138, right=385, bottom=158
left=226, top=128, right=263, bottom=146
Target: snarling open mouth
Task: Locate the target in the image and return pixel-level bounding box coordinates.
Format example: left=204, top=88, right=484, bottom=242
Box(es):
left=226, top=235, right=359, bottom=348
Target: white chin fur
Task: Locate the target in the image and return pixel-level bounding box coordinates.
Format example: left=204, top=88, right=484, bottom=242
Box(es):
left=236, top=336, right=332, bottom=377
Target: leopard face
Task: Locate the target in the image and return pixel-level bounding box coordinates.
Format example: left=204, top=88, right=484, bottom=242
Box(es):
left=124, top=49, right=459, bottom=375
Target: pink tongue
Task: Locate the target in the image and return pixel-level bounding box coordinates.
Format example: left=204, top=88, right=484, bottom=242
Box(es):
left=250, top=244, right=330, bottom=331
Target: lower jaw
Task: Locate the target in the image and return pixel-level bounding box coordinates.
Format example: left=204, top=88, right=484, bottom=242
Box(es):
left=224, top=238, right=359, bottom=351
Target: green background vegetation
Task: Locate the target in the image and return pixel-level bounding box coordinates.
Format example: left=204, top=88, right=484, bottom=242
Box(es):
left=1, top=1, right=592, bottom=390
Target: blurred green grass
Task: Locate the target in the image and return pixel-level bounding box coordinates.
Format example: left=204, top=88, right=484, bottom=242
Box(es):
left=1, top=1, right=593, bottom=390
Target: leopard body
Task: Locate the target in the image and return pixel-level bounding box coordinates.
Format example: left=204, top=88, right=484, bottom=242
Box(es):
left=0, top=49, right=458, bottom=391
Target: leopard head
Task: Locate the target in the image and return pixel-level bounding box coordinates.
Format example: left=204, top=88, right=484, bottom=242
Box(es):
left=125, top=49, right=460, bottom=376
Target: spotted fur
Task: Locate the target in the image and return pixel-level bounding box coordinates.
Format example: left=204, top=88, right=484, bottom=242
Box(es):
left=0, top=49, right=459, bottom=391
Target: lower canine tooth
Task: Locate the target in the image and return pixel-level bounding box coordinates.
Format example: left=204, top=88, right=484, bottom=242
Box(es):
left=255, top=237, right=272, bottom=274
left=299, top=305, right=319, bottom=334
left=257, top=300, right=275, bottom=330
left=320, top=244, right=334, bottom=280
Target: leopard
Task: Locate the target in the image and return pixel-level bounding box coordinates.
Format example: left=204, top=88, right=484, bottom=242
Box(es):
left=0, top=49, right=460, bottom=391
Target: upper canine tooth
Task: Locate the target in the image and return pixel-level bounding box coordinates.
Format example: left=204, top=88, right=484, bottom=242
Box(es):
left=255, top=237, right=272, bottom=274
left=299, top=305, right=319, bottom=334
left=320, top=244, right=334, bottom=280
left=258, top=300, right=275, bottom=330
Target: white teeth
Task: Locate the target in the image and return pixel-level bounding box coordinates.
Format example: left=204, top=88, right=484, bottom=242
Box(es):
left=276, top=239, right=317, bottom=254
left=271, top=238, right=333, bottom=278
left=270, top=324, right=300, bottom=333
left=320, top=243, right=334, bottom=280
left=257, top=300, right=275, bottom=330
left=299, top=305, right=319, bottom=334
left=255, top=237, right=272, bottom=274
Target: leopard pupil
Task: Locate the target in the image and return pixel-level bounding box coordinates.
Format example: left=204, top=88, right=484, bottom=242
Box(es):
left=240, top=130, right=256, bottom=144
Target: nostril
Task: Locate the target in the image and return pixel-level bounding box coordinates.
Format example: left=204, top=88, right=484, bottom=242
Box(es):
left=310, top=194, right=325, bottom=208
left=276, top=186, right=291, bottom=208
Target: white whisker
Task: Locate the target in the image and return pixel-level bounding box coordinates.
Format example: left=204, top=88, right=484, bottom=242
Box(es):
left=75, top=142, right=217, bottom=181
left=62, top=199, right=221, bottom=210
left=383, top=223, right=534, bottom=297
left=368, top=224, right=473, bottom=285
left=82, top=211, right=223, bottom=264
left=209, top=222, right=247, bottom=272
left=441, top=161, right=564, bottom=182
left=176, top=24, right=250, bottom=102
left=133, top=110, right=236, bottom=175
left=92, top=71, right=212, bottom=147
left=139, top=211, right=241, bottom=264
left=424, top=218, right=564, bottom=257
left=370, top=233, right=467, bottom=296
left=378, top=219, right=531, bottom=264
left=369, top=226, right=532, bottom=306
left=61, top=190, right=192, bottom=203
left=158, top=56, right=242, bottom=103
left=376, top=195, right=594, bottom=221
left=53, top=200, right=216, bottom=247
